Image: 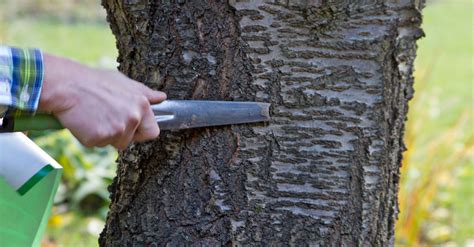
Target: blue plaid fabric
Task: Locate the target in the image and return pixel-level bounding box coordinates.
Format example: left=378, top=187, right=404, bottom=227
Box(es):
left=0, top=45, right=44, bottom=117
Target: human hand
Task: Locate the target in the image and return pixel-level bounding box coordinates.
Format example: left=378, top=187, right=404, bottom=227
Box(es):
left=38, top=53, right=166, bottom=149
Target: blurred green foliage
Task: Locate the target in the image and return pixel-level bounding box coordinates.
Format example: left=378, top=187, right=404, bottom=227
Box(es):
left=0, top=0, right=472, bottom=246
left=4, top=20, right=117, bottom=67
left=396, top=0, right=473, bottom=246
left=32, top=130, right=116, bottom=218
left=0, top=0, right=106, bottom=23
left=33, top=131, right=116, bottom=247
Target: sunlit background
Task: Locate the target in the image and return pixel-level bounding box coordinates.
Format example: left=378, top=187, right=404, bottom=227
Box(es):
left=0, top=0, right=472, bottom=246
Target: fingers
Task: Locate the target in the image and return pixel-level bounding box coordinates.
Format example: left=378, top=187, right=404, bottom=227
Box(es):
left=133, top=105, right=160, bottom=142
left=137, top=84, right=167, bottom=104
left=112, top=116, right=140, bottom=150
left=148, top=90, right=167, bottom=104
left=77, top=103, right=158, bottom=150
left=108, top=90, right=162, bottom=149
left=107, top=87, right=164, bottom=148
left=61, top=69, right=165, bottom=149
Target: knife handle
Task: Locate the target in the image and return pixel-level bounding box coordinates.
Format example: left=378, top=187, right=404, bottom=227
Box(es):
left=0, top=114, right=64, bottom=132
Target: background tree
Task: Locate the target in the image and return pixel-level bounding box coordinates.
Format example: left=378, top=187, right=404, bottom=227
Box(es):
left=99, top=1, right=423, bottom=245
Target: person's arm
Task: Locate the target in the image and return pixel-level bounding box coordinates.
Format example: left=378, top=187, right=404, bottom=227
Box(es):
left=0, top=46, right=43, bottom=116
left=0, top=45, right=166, bottom=149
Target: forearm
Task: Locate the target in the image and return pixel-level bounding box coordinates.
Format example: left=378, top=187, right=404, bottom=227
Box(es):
left=38, top=53, right=83, bottom=114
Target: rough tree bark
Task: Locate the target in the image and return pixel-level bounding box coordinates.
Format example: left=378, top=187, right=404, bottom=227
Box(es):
left=99, top=1, right=423, bottom=246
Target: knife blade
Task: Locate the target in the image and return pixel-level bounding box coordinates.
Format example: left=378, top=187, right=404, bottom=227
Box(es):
left=153, top=100, right=270, bottom=130
left=0, top=100, right=271, bottom=132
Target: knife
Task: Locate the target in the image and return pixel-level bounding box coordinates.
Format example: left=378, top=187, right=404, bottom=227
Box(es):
left=0, top=100, right=271, bottom=132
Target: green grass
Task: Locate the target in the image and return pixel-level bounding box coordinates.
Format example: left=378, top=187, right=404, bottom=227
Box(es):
left=1, top=18, right=117, bottom=67
left=396, top=0, right=473, bottom=245
left=413, top=0, right=473, bottom=130
left=453, top=163, right=474, bottom=243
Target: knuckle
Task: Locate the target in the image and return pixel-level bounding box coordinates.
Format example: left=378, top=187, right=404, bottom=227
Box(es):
left=127, top=113, right=141, bottom=126
left=79, top=128, right=111, bottom=148
left=81, top=137, right=96, bottom=148
left=111, top=122, right=126, bottom=136
left=138, top=97, right=150, bottom=111
left=93, top=128, right=110, bottom=141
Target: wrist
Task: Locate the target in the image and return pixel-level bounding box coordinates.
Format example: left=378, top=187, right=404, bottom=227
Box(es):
left=38, top=54, right=79, bottom=113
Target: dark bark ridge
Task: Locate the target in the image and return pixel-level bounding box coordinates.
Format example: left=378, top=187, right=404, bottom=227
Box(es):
left=100, top=1, right=423, bottom=246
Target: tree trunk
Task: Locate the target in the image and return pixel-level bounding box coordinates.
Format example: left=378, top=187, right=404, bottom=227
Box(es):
left=99, top=1, right=423, bottom=246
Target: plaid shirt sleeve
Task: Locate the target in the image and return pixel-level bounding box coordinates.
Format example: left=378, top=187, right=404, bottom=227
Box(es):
left=0, top=45, right=44, bottom=117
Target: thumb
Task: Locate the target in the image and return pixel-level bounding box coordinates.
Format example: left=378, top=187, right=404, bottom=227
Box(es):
left=133, top=106, right=160, bottom=142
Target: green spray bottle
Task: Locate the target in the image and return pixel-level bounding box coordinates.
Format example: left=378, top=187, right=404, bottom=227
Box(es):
left=0, top=133, right=62, bottom=247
